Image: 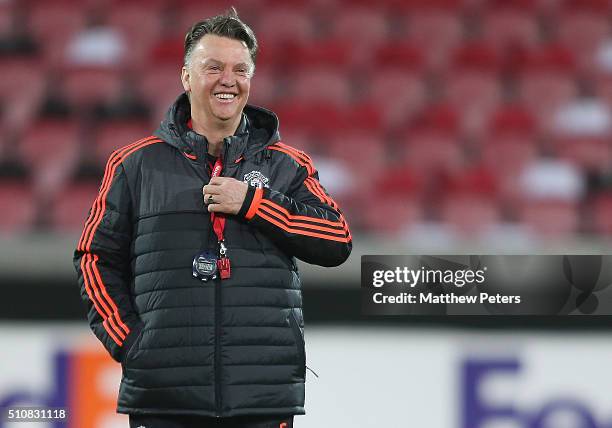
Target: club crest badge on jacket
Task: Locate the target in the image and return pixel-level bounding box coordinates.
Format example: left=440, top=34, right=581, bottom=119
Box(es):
left=243, top=170, right=269, bottom=188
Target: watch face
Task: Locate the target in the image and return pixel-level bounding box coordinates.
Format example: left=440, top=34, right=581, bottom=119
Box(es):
left=192, top=251, right=218, bottom=282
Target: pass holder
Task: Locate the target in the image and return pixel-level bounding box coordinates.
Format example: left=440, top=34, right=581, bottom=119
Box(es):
left=192, top=251, right=219, bottom=282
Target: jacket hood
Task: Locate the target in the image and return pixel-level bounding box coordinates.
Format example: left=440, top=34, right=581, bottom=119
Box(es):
left=154, top=92, right=280, bottom=162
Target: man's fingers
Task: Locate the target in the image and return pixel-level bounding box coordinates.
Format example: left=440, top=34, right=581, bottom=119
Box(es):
left=209, top=176, right=228, bottom=185
left=202, top=184, right=222, bottom=195
left=204, top=194, right=224, bottom=205
left=208, top=203, right=229, bottom=213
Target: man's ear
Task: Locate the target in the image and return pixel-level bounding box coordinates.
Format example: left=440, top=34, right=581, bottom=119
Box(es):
left=181, top=66, right=191, bottom=93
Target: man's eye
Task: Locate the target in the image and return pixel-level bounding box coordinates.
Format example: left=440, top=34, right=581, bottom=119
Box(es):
left=208, top=66, right=221, bottom=71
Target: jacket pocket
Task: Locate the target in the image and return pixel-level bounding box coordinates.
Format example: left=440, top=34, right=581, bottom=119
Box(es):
left=288, top=309, right=306, bottom=379
left=121, top=324, right=145, bottom=365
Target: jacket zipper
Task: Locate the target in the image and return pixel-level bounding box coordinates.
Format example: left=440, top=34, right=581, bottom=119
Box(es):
left=214, top=138, right=232, bottom=417
left=214, top=273, right=222, bottom=416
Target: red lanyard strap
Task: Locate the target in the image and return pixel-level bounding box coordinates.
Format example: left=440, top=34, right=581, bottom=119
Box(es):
left=209, top=156, right=231, bottom=279
left=210, top=157, right=225, bottom=243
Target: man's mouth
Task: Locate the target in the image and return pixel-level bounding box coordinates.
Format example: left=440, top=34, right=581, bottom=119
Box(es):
left=214, top=93, right=237, bottom=102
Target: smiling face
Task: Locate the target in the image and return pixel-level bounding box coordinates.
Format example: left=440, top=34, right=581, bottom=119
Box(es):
left=181, top=34, right=253, bottom=130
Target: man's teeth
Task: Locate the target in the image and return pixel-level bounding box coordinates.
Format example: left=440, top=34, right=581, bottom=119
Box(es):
left=215, top=94, right=235, bottom=99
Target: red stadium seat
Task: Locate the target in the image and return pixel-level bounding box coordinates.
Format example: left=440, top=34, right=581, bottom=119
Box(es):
left=451, top=42, right=501, bottom=72
left=94, top=120, right=152, bottom=165
left=0, top=58, right=44, bottom=100
left=63, top=67, right=123, bottom=108
left=255, top=8, right=315, bottom=43
left=481, top=134, right=537, bottom=203
left=29, top=3, right=84, bottom=66
left=441, top=192, right=500, bottom=237
left=519, top=71, right=578, bottom=133
left=412, top=103, right=460, bottom=135
left=327, top=131, right=387, bottom=173
left=373, top=41, right=425, bottom=71
left=332, top=8, right=390, bottom=47
left=401, top=128, right=462, bottom=173
left=108, top=3, right=161, bottom=68
left=558, top=11, right=609, bottom=71
left=51, top=182, right=100, bottom=232
left=405, top=10, right=462, bottom=70
left=361, top=197, right=423, bottom=235
left=518, top=46, right=578, bottom=132
left=290, top=68, right=352, bottom=107
left=482, top=9, right=539, bottom=50
left=140, top=65, right=183, bottom=123
left=272, top=102, right=349, bottom=135
left=488, top=104, right=537, bottom=136
left=20, top=119, right=80, bottom=168
left=445, top=70, right=502, bottom=138
left=294, top=38, right=354, bottom=70
left=591, top=193, right=612, bottom=235
left=0, top=180, right=36, bottom=233
left=519, top=199, right=580, bottom=238
left=555, top=137, right=612, bottom=172
left=0, top=59, right=45, bottom=134
left=366, top=69, right=426, bottom=127
left=249, top=67, right=281, bottom=106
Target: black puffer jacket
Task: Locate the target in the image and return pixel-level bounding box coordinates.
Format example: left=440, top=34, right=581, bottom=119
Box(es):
left=73, top=94, right=352, bottom=417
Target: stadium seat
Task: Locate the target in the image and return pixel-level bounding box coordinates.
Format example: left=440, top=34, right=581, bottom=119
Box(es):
left=441, top=191, right=500, bottom=237
left=361, top=197, right=423, bottom=235
left=481, top=133, right=538, bottom=204
left=293, top=38, right=354, bottom=70
left=290, top=68, right=352, bottom=107
left=327, top=131, right=387, bottom=174
left=591, top=193, right=612, bottom=235
left=19, top=119, right=80, bottom=168
left=0, top=59, right=45, bottom=134
left=401, top=128, right=463, bottom=174
left=63, top=67, right=123, bottom=109
left=373, top=41, right=425, bottom=71
left=248, top=67, right=281, bottom=107
left=94, top=120, right=151, bottom=165
left=332, top=7, right=390, bottom=48
left=519, top=199, right=580, bottom=238
left=0, top=58, right=44, bottom=101
left=488, top=103, right=537, bottom=136
left=255, top=8, right=315, bottom=43
left=404, top=10, right=462, bottom=70
left=518, top=47, right=578, bottom=132
left=366, top=69, right=426, bottom=128
left=555, top=137, right=612, bottom=172
left=445, top=69, right=502, bottom=138
left=482, top=9, right=539, bottom=50
left=272, top=102, right=349, bottom=136
left=412, top=103, right=460, bottom=135
left=0, top=180, right=36, bottom=233
left=29, top=3, right=84, bottom=66
left=140, top=65, right=183, bottom=123
left=108, top=3, right=161, bottom=68
left=558, top=11, right=609, bottom=71
left=51, top=182, right=100, bottom=232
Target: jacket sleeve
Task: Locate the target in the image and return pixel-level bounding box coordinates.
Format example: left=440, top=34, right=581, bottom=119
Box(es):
left=237, top=146, right=352, bottom=267
left=73, top=163, right=143, bottom=363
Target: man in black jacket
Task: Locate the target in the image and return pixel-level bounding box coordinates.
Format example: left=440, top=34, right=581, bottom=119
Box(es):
left=73, top=8, right=352, bottom=428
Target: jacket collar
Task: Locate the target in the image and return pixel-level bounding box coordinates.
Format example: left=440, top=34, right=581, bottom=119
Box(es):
left=154, top=93, right=280, bottom=164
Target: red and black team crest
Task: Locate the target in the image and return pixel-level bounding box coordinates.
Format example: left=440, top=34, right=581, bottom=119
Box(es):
left=243, top=170, right=269, bottom=189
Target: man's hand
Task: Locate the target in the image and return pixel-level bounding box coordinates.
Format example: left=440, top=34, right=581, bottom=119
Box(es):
left=203, top=177, right=249, bottom=214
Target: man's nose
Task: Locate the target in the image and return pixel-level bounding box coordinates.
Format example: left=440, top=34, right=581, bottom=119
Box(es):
left=219, top=68, right=235, bottom=86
